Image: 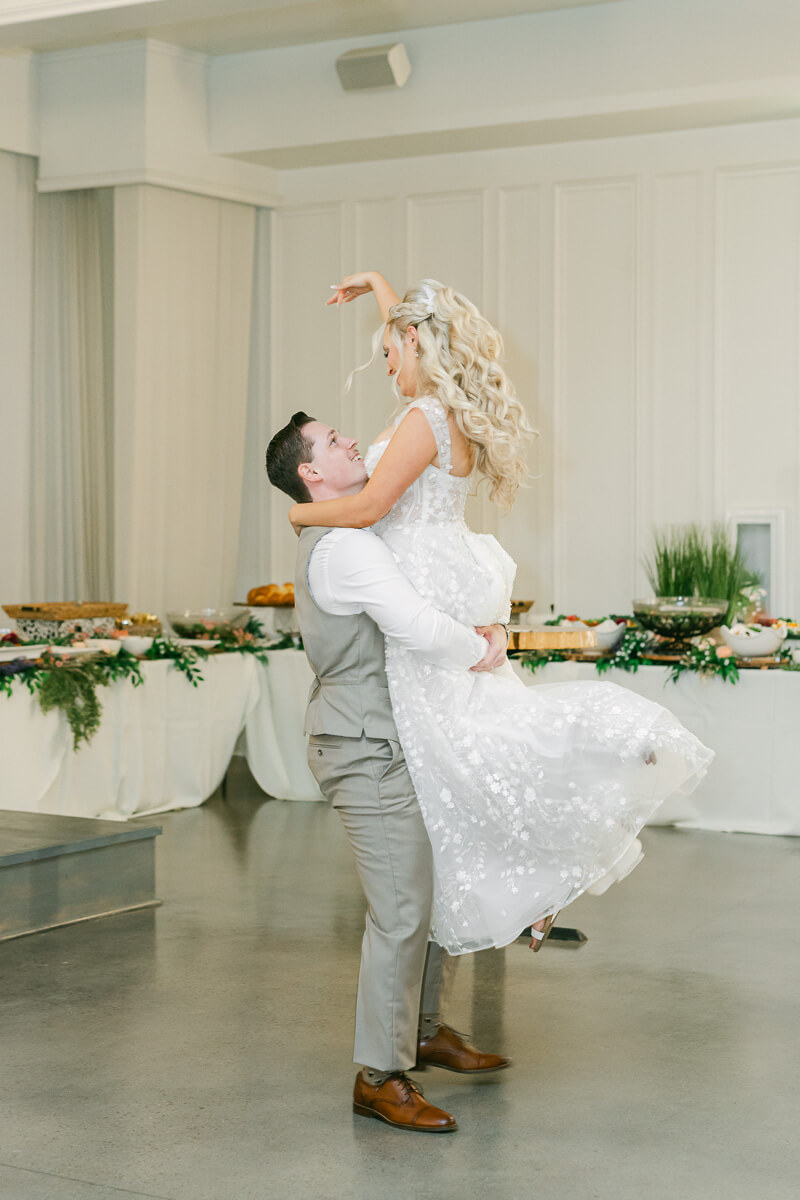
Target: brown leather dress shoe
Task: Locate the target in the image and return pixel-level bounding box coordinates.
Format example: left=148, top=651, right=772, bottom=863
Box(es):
left=416, top=1024, right=510, bottom=1074
left=352, top=1072, right=457, bottom=1133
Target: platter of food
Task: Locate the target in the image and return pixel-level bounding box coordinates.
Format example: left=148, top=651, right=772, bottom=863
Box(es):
left=3, top=601, right=129, bottom=641
left=246, top=584, right=295, bottom=607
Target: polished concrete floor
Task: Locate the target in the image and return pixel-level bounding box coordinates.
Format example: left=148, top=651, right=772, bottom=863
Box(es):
left=2, top=759, right=798, bottom=1200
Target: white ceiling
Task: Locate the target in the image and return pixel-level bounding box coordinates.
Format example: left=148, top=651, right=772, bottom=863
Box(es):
left=0, top=0, right=622, bottom=55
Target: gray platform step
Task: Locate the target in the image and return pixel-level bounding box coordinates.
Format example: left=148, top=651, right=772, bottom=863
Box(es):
left=0, top=812, right=162, bottom=942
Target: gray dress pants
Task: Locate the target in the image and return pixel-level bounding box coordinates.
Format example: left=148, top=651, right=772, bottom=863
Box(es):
left=308, top=731, right=450, bottom=1071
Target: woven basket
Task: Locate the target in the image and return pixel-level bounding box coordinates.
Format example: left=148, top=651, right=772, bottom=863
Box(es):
left=4, top=602, right=128, bottom=620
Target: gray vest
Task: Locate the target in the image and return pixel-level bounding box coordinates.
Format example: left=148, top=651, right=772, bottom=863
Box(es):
left=295, top=527, right=398, bottom=739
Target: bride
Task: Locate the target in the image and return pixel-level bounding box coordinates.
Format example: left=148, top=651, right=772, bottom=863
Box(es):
left=288, top=270, right=713, bottom=955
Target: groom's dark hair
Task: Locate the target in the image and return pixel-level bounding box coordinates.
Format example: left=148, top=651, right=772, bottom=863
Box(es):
left=266, top=411, right=317, bottom=504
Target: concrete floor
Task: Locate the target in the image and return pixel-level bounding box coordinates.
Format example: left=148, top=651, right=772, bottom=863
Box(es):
left=2, top=759, right=798, bottom=1200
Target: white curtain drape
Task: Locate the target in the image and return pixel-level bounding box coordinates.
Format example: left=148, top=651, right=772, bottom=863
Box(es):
left=113, top=185, right=256, bottom=616
left=235, top=207, right=272, bottom=603
left=0, top=151, right=36, bottom=606
left=30, top=188, right=114, bottom=600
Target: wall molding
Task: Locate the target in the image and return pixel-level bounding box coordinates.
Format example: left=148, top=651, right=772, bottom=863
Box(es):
left=36, top=167, right=280, bottom=208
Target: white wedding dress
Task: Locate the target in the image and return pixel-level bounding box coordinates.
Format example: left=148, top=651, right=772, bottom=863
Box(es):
left=365, top=397, right=714, bottom=955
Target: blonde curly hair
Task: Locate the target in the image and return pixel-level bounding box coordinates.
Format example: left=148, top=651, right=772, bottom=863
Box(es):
left=386, top=279, right=537, bottom=511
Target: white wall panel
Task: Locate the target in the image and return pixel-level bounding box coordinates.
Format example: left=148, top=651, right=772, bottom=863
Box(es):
left=554, top=179, right=638, bottom=615
left=407, top=192, right=484, bottom=307
left=649, top=171, right=710, bottom=530
left=716, top=166, right=800, bottom=611
left=347, top=196, right=405, bottom=449
left=408, top=191, right=488, bottom=533
left=270, top=204, right=342, bottom=579
left=495, top=185, right=547, bottom=604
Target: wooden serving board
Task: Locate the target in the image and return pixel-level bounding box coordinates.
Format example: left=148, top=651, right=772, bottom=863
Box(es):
left=235, top=600, right=295, bottom=608
left=733, top=656, right=786, bottom=669
left=509, top=626, right=597, bottom=652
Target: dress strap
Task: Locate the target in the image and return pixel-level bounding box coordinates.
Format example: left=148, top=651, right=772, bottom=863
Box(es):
left=401, top=397, right=452, bottom=474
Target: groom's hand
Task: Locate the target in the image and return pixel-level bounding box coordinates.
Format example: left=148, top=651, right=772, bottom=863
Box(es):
left=471, top=624, right=508, bottom=672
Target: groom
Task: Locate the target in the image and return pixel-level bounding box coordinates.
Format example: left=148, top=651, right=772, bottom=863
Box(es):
left=266, top=411, right=510, bottom=1134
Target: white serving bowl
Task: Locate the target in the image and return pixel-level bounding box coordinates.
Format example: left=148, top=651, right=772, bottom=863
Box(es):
left=720, top=624, right=786, bottom=657
left=593, top=620, right=627, bottom=651
left=0, top=643, right=46, bottom=661
left=120, top=635, right=153, bottom=655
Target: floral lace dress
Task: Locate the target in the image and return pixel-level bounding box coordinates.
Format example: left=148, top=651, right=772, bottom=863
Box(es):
left=365, top=398, right=714, bottom=955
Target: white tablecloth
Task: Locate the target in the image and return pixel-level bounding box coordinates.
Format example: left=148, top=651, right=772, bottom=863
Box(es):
left=4, top=649, right=798, bottom=835
left=242, top=649, right=321, bottom=801
left=246, top=651, right=800, bottom=837
left=2, top=656, right=261, bottom=820
left=517, top=660, right=800, bottom=836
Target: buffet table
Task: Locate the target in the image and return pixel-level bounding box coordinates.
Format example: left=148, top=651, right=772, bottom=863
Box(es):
left=2, top=655, right=261, bottom=820
left=238, top=652, right=800, bottom=836
left=3, top=648, right=798, bottom=835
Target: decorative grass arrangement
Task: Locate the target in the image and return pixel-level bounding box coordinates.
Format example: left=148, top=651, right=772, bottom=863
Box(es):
left=643, top=523, right=759, bottom=625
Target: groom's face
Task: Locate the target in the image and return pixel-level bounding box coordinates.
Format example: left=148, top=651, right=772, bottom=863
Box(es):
left=300, top=421, right=367, bottom=496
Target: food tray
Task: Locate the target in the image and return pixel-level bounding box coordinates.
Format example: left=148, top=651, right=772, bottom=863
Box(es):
left=246, top=599, right=295, bottom=607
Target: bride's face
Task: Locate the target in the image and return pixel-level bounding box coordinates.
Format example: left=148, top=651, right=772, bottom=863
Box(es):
left=383, top=326, right=418, bottom=398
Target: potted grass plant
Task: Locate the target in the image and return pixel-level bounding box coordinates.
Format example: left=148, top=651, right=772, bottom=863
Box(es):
left=641, top=523, right=759, bottom=627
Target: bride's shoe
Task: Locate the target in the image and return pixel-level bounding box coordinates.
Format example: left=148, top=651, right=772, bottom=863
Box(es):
left=529, top=911, right=560, bottom=952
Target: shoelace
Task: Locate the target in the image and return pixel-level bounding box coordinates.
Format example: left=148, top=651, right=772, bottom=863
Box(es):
left=386, top=1072, right=423, bottom=1102
left=421, top=1023, right=473, bottom=1046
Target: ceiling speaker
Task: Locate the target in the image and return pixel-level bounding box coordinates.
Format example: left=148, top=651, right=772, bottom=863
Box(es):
left=335, top=43, right=411, bottom=91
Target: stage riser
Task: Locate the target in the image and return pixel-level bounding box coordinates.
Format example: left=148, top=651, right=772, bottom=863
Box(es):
left=0, top=815, right=161, bottom=942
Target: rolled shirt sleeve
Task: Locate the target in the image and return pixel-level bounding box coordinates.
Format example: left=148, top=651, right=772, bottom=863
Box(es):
left=307, top=528, right=487, bottom=670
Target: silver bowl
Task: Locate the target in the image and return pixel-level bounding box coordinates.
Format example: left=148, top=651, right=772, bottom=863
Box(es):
left=166, top=608, right=250, bottom=640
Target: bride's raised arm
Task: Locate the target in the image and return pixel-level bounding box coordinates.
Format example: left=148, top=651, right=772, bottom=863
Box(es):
left=326, top=270, right=399, bottom=321
left=289, top=407, right=436, bottom=531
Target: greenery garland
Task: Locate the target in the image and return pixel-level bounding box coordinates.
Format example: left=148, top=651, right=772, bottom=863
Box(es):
left=513, top=625, right=749, bottom=684
left=595, top=628, right=653, bottom=675
left=37, top=651, right=144, bottom=750
left=667, top=642, right=740, bottom=685
left=141, top=637, right=207, bottom=686
left=0, top=630, right=283, bottom=750
left=1, top=610, right=791, bottom=751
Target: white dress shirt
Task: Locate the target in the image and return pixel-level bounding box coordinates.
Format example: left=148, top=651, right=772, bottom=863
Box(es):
left=307, top=528, right=487, bottom=671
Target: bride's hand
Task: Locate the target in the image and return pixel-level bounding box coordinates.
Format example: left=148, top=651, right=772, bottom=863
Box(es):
left=326, top=271, right=377, bottom=307
left=327, top=271, right=400, bottom=321
left=471, top=624, right=509, bottom=672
